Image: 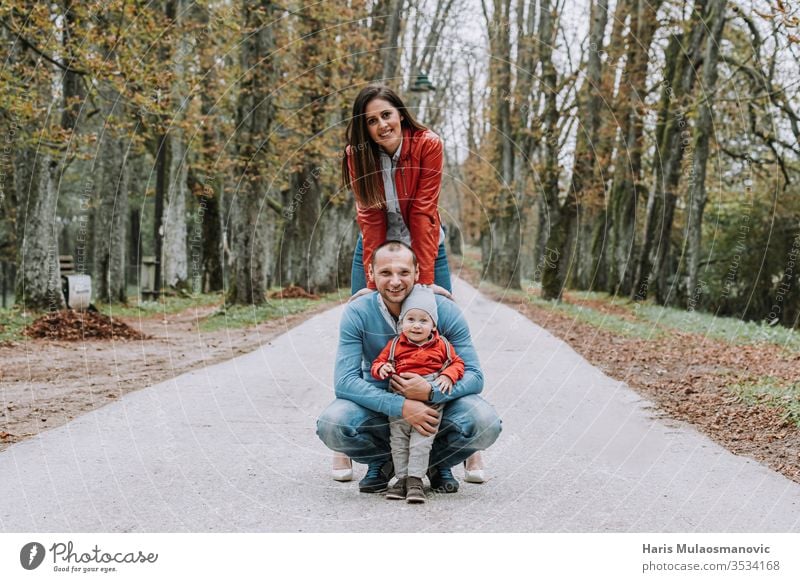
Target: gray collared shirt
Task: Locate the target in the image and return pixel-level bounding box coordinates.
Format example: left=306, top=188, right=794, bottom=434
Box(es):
left=376, top=292, right=401, bottom=333
left=378, top=137, right=445, bottom=247
left=379, top=139, right=412, bottom=246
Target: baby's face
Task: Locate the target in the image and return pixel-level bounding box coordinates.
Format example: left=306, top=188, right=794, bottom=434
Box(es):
left=402, top=308, right=434, bottom=342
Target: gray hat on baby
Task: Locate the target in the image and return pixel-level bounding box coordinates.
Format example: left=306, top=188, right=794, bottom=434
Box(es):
left=400, top=284, right=438, bottom=326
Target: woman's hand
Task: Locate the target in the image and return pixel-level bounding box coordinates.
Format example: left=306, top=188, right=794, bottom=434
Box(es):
left=348, top=287, right=373, bottom=303
left=429, top=284, right=454, bottom=300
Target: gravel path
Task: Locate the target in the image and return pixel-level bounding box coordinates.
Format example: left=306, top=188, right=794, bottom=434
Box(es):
left=2, top=278, right=800, bottom=532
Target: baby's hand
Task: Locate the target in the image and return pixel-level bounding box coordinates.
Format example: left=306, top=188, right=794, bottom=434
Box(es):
left=434, top=375, right=453, bottom=394
left=378, top=363, right=396, bottom=379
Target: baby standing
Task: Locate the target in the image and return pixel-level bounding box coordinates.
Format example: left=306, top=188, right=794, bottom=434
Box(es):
left=370, top=285, right=465, bottom=503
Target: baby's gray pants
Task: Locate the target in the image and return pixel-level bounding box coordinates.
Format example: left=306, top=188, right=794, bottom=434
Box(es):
left=388, top=403, right=443, bottom=479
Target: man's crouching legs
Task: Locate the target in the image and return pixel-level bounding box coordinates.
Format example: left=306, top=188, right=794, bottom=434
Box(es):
left=316, top=398, right=392, bottom=465
left=317, top=399, right=395, bottom=492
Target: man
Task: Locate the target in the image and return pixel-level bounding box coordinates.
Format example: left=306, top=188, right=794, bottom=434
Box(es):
left=317, top=240, right=502, bottom=493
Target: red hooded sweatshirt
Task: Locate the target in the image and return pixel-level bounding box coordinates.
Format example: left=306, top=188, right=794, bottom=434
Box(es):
left=370, top=329, right=465, bottom=384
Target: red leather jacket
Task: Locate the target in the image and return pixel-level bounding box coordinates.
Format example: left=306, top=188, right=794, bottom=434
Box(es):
left=346, top=127, right=443, bottom=288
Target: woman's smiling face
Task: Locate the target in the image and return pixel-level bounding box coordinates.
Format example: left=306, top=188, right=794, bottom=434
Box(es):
left=364, top=98, right=403, bottom=155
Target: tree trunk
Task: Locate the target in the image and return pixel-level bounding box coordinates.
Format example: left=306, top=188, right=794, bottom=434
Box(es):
left=686, top=0, right=727, bottom=307
left=194, top=2, right=224, bottom=293
left=584, top=0, right=629, bottom=292
left=481, top=0, right=521, bottom=289
left=201, top=190, right=224, bottom=292
left=0, top=62, right=18, bottom=266
left=60, top=0, right=85, bottom=134
left=14, top=148, right=64, bottom=310
left=93, top=130, right=129, bottom=303
left=655, top=2, right=715, bottom=305
left=630, top=32, right=682, bottom=300
left=129, top=207, right=141, bottom=288
left=162, top=0, right=189, bottom=290
left=12, top=11, right=66, bottom=311
left=381, top=0, right=405, bottom=81
left=277, top=168, right=321, bottom=291
left=538, top=0, right=564, bottom=299
left=632, top=0, right=708, bottom=302
left=605, top=0, right=663, bottom=296
left=508, top=0, right=538, bottom=283
left=558, top=0, right=610, bottom=291
left=278, top=171, right=354, bottom=294
left=0, top=16, right=15, bottom=262
left=153, top=131, right=167, bottom=296
left=229, top=0, right=277, bottom=305
left=162, top=131, right=188, bottom=289
left=276, top=7, right=345, bottom=294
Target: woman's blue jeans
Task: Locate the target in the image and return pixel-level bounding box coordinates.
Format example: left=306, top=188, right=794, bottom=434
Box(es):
left=317, top=395, right=502, bottom=469
left=350, top=234, right=452, bottom=295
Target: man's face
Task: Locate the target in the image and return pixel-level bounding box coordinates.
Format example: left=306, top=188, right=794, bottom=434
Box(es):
left=369, top=247, right=419, bottom=307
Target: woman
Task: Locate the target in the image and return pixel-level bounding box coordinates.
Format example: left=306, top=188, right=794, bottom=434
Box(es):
left=332, top=84, right=484, bottom=484
left=343, top=84, right=451, bottom=294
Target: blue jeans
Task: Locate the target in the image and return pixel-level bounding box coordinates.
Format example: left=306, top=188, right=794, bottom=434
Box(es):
left=350, top=234, right=453, bottom=295
left=316, top=395, right=502, bottom=470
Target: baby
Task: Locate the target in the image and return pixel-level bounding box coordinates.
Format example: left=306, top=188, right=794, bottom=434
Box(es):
left=370, top=284, right=464, bottom=503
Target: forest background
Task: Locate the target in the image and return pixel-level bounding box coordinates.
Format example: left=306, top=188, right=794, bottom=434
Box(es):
left=1, top=0, right=799, bottom=329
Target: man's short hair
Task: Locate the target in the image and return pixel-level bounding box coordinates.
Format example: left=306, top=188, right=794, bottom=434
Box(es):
left=371, top=240, right=418, bottom=269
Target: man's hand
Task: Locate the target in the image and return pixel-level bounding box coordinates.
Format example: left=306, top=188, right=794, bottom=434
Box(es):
left=434, top=375, right=453, bottom=394
left=390, top=372, right=430, bottom=401
left=401, top=399, right=440, bottom=436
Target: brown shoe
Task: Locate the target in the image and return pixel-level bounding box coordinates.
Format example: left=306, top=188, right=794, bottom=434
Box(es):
left=385, top=478, right=407, bottom=500
left=405, top=476, right=426, bottom=504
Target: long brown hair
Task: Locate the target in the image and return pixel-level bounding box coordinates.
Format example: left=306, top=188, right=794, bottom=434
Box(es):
left=341, top=85, right=428, bottom=210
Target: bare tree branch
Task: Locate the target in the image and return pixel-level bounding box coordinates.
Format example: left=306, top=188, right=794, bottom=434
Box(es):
left=0, top=18, right=90, bottom=75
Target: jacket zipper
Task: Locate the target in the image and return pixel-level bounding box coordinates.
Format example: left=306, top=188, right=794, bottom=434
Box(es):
left=399, top=164, right=406, bottom=201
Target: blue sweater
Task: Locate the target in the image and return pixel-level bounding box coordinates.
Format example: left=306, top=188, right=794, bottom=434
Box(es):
left=334, top=292, right=484, bottom=417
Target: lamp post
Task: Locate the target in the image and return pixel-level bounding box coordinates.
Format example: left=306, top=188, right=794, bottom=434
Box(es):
left=408, top=72, right=436, bottom=121
left=410, top=72, right=437, bottom=92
